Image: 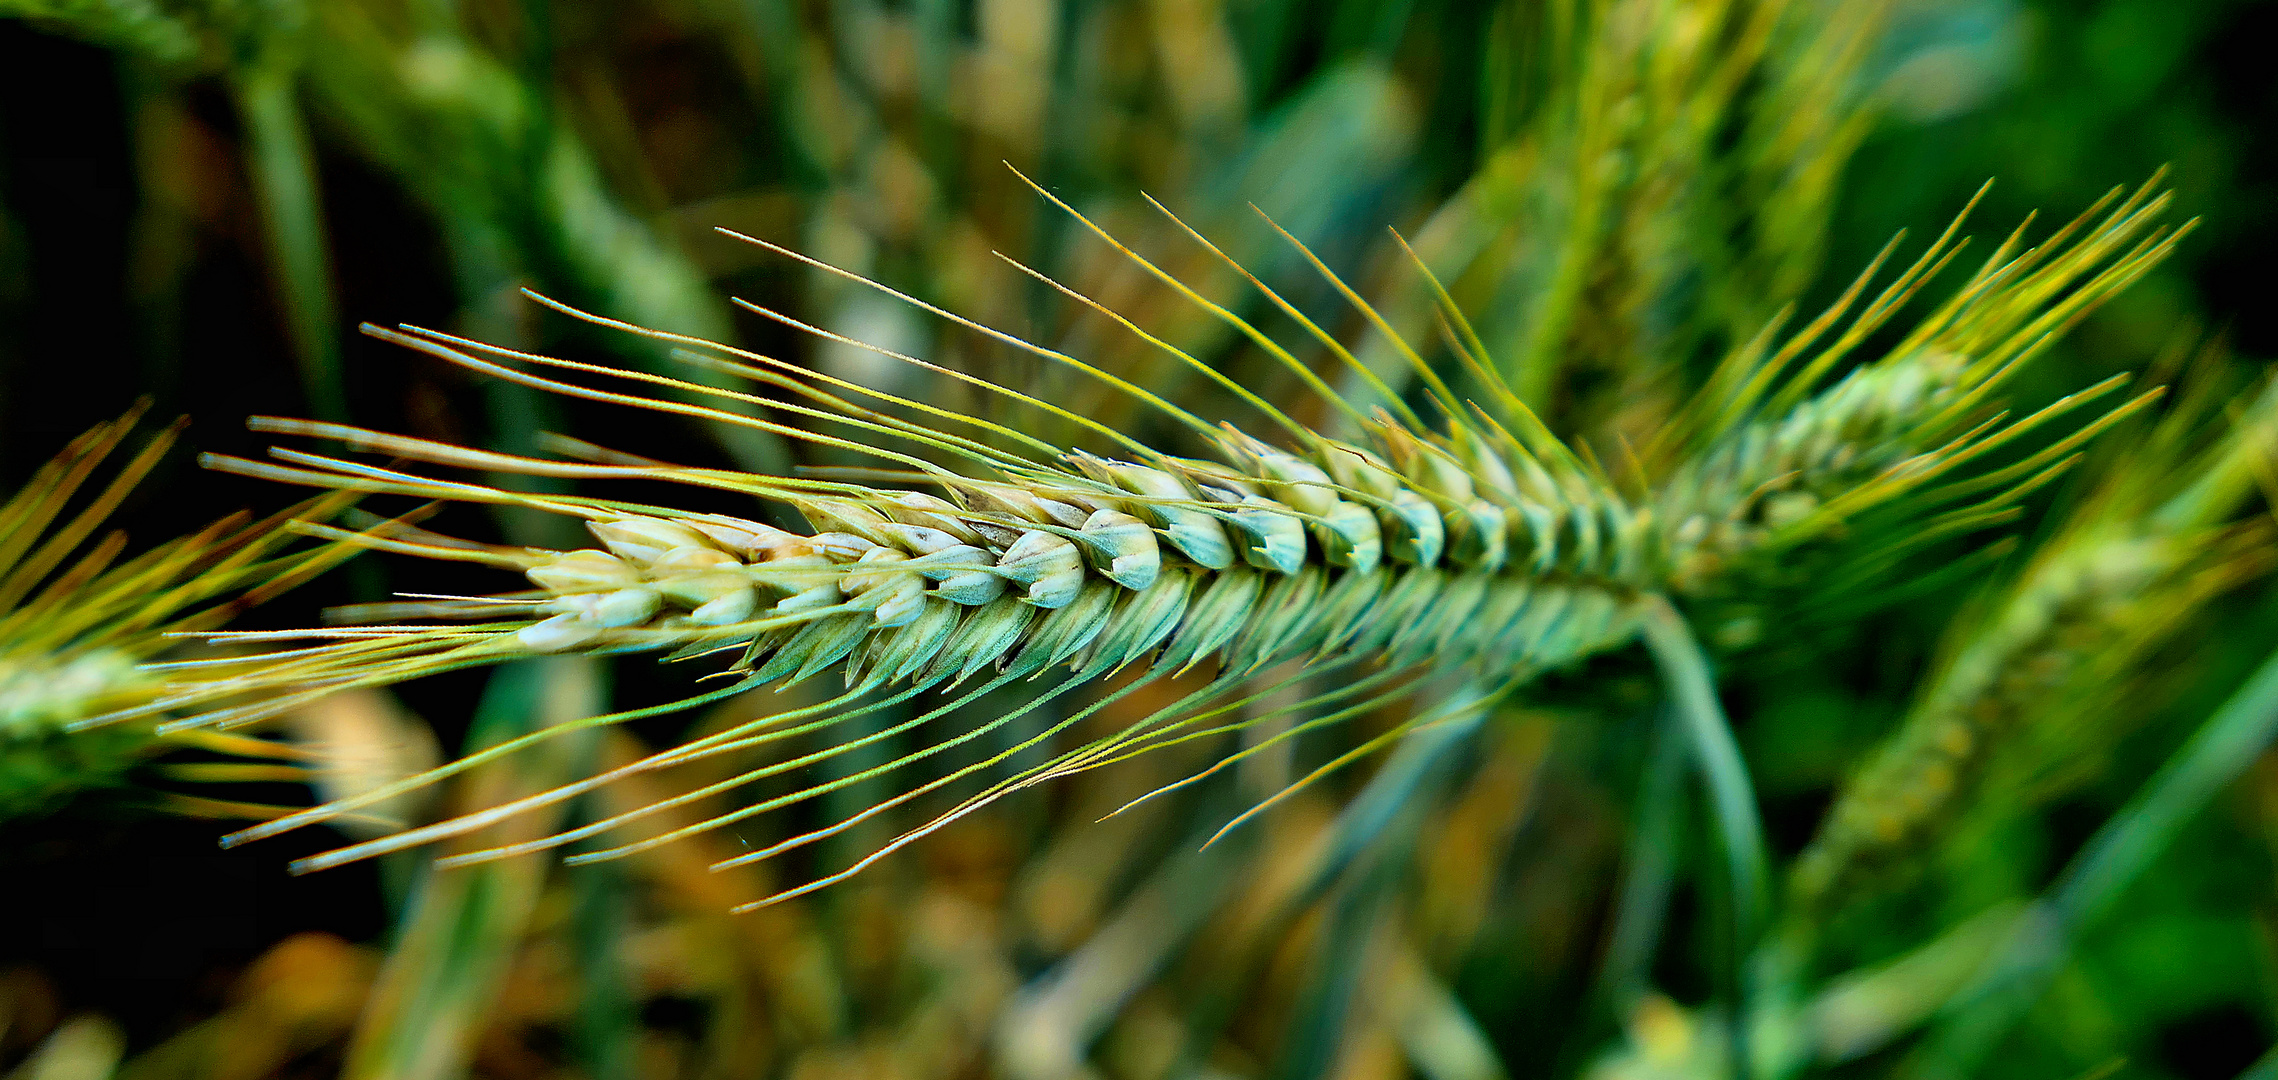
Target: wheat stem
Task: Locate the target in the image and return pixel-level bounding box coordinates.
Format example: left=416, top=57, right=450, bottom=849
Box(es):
left=1639, top=594, right=1767, bottom=1080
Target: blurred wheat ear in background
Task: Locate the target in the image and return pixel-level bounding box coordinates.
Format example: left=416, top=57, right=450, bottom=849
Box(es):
left=0, top=406, right=356, bottom=822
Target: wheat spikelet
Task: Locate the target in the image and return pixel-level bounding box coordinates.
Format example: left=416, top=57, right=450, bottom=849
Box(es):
left=131, top=177, right=2180, bottom=907
left=0, top=405, right=362, bottom=821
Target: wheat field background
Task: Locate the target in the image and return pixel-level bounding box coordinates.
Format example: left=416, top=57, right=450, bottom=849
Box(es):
left=0, top=1, right=2273, bottom=1079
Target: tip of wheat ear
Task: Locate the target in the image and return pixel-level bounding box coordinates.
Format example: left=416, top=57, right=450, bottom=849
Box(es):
left=171, top=175, right=2176, bottom=905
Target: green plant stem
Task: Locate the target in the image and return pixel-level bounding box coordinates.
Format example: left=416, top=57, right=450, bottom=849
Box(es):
left=571, top=856, right=638, bottom=1080
left=231, top=57, right=347, bottom=422
left=1640, top=594, right=1770, bottom=1080
left=1907, top=642, right=2278, bottom=1079
left=341, top=658, right=602, bottom=1080
left=1274, top=688, right=1492, bottom=1080
left=1158, top=689, right=1496, bottom=1080
left=1595, top=709, right=1689, bottom=1007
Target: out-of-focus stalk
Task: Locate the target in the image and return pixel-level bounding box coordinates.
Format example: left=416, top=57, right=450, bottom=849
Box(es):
left=232, top=49, right=347, bottom=421
left=340, top=657, right=603, bottom=1080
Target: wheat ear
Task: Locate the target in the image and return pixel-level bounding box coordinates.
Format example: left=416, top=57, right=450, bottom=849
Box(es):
left=1788, top=349, right=2277, bottom=918
left=0, top=406, right=366, bottom=821
left=138, top=179, right=2176, bottom=907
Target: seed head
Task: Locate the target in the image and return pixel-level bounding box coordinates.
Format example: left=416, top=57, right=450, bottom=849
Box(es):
left=0, top=407, right=359, bottom=821
left=163, top=178, right=2179, bottom=906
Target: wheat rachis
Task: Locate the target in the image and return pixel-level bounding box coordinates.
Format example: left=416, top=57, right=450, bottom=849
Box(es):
left=135, top=179, right=2180, bottom=905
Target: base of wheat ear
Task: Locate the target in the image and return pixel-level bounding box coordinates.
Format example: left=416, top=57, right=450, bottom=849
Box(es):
left=103, top=174, right=2179, bottom=908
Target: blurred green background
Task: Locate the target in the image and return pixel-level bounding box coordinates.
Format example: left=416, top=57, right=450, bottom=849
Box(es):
left=0, top=0, right=2272, bottom=1078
